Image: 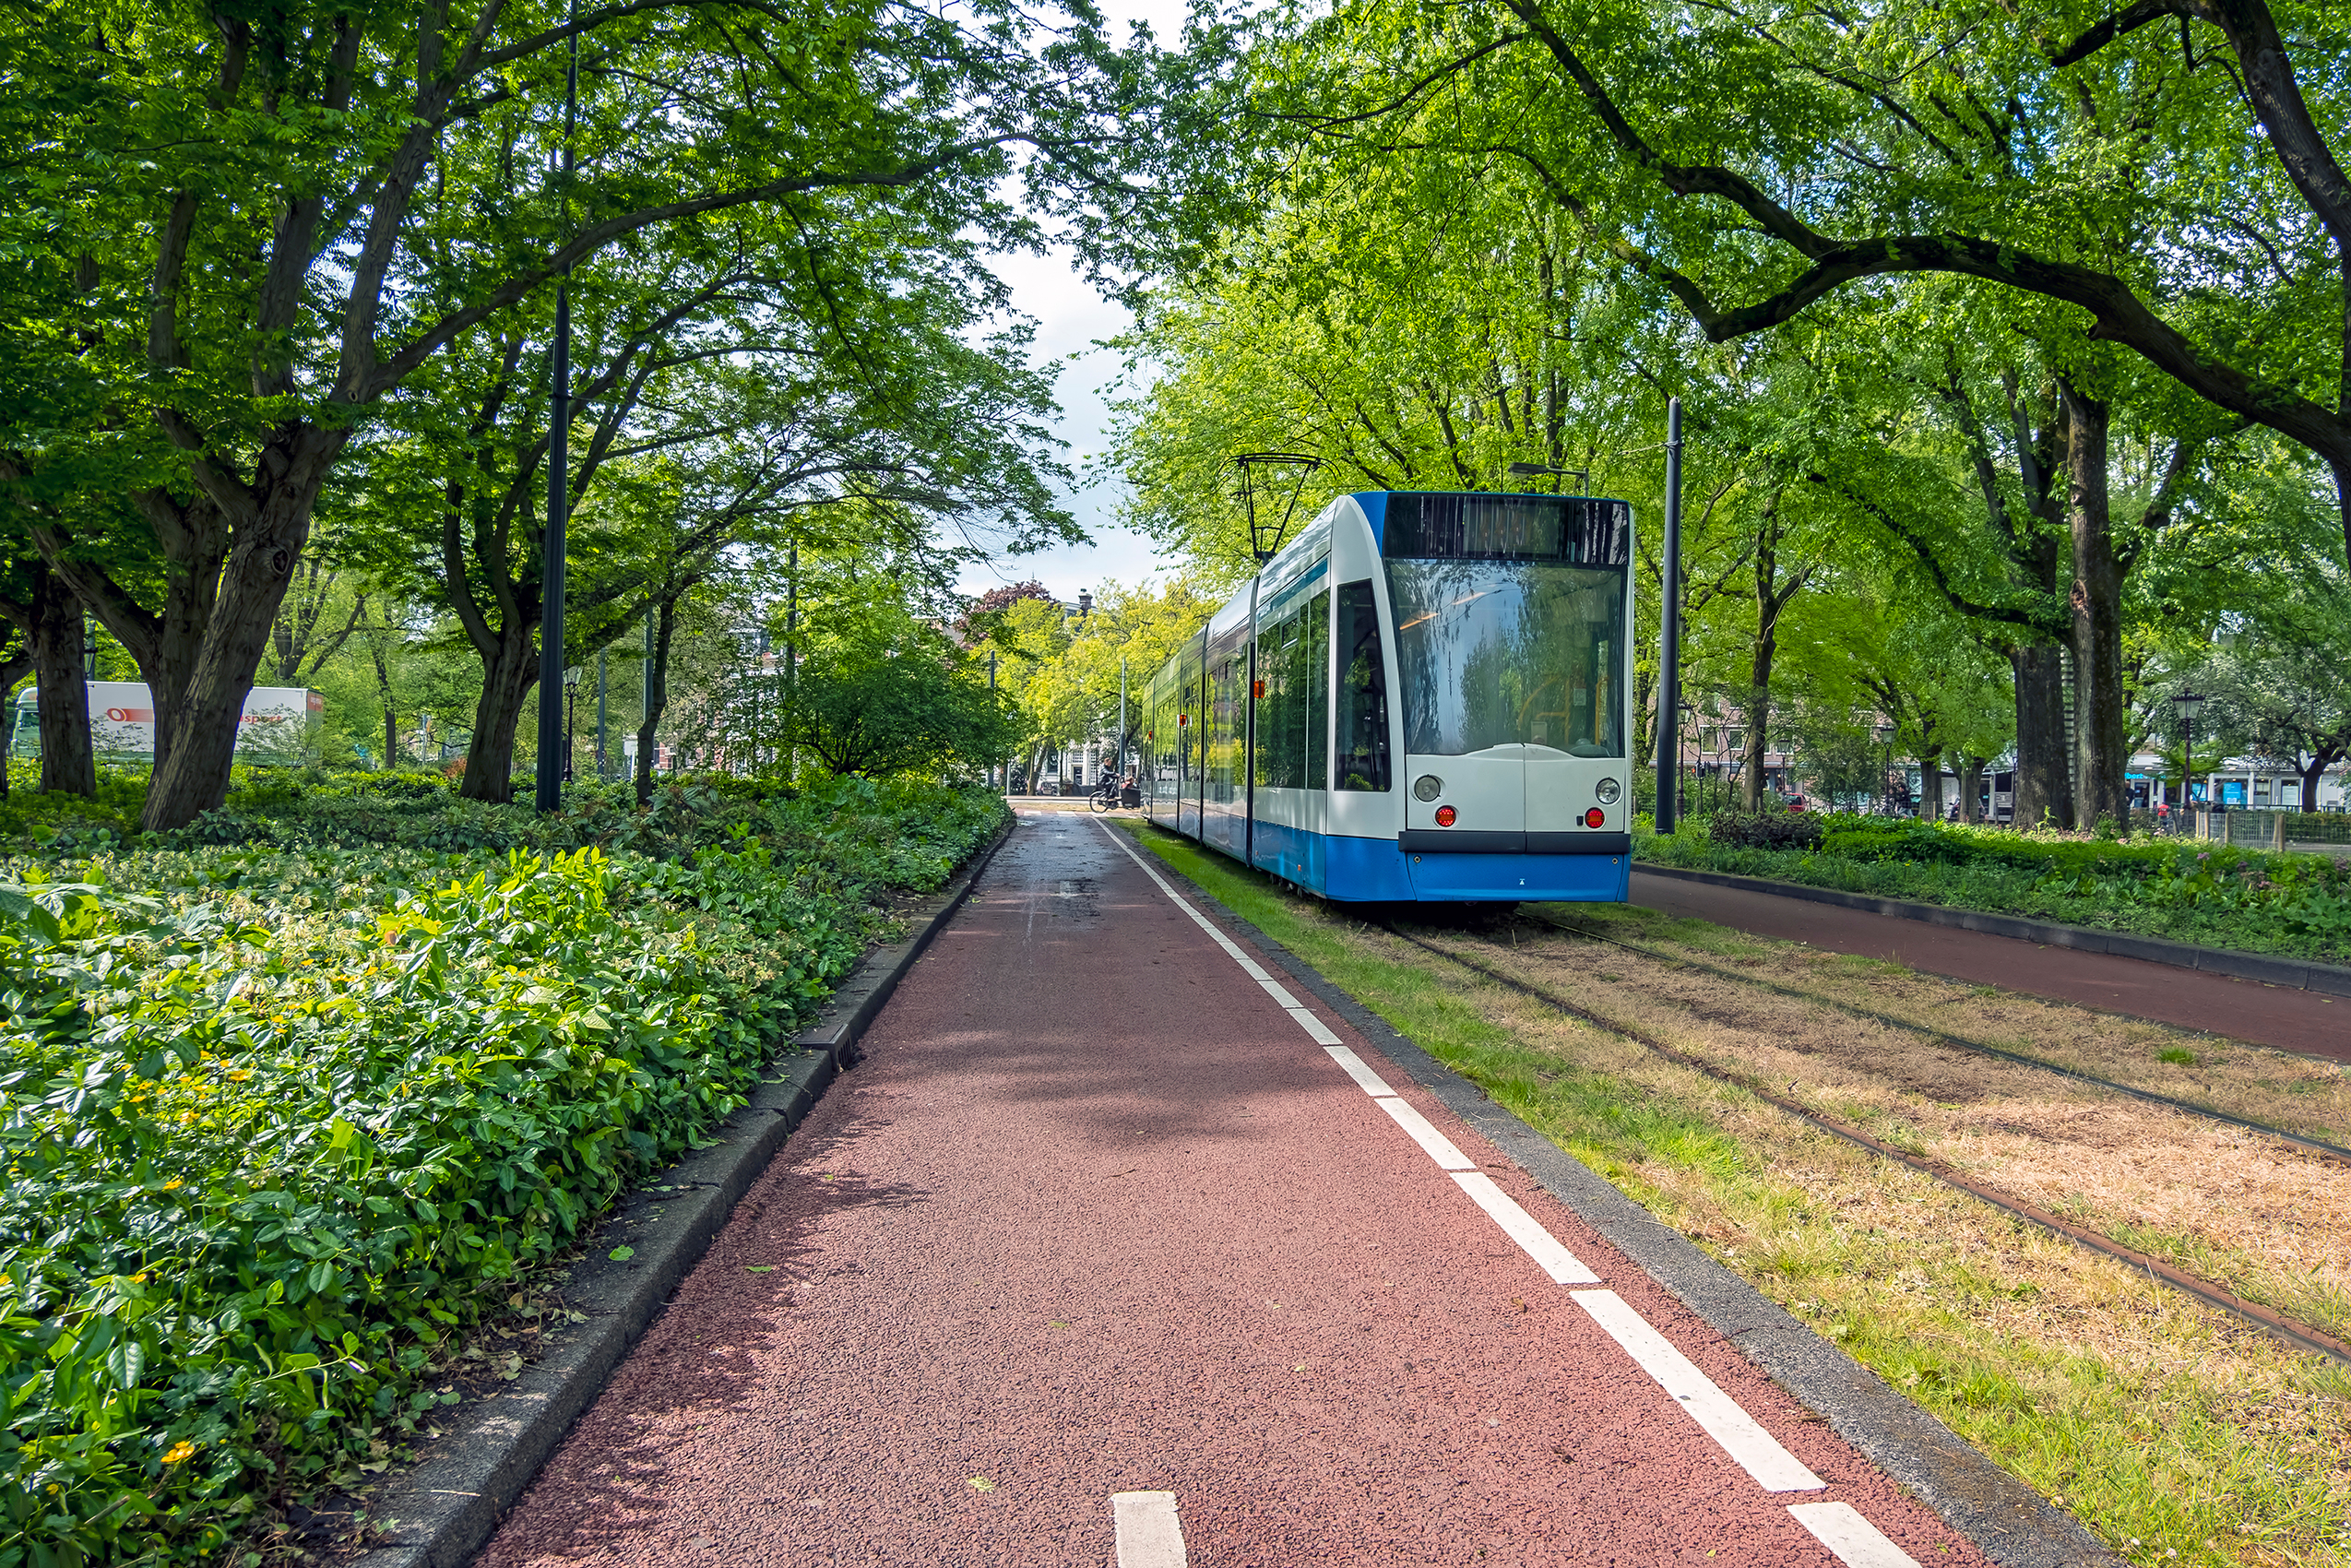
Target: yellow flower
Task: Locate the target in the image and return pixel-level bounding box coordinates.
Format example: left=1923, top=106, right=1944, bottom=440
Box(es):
left=161, top=1178, right=184, bottom=1191
left=161, top=1441, right=196, bottom=1465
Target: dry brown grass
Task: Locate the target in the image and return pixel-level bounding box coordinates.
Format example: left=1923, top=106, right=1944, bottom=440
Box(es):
left=1439, top=909, right=2351, bottom=1344
left=1553, top=904, right=2351, bottom=1143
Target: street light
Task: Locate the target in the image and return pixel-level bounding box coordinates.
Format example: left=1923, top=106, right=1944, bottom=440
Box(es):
left=1873, top=720, right=1895, bottom=815
left=2172, top=691, right=2206, bottom=814
left=563, top=664, right=583, bottom=783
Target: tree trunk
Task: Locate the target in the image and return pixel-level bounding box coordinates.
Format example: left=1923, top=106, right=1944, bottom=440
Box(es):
left=1918, top=753, right=1946, bottom=822
left=2061, top=378, right=2130, bottom=832
left=134, top=482, right=336, bottom=833
left=2010, top=644, right=2072, bottom=827
left=30, top=573, right=95, bottom=797
left=1958, top=755, right=1986, bottom=823
left=372, top=636, right=398, bottom=769
left=635, top=592, right=680, bottom=804
left=459, top=620, right=540, bottom=802
left=2298, top=751, right=2343, bottom=812
left=0, top=640, right=28, bottom=802
left=1740, top=706, right=1771, bottom=812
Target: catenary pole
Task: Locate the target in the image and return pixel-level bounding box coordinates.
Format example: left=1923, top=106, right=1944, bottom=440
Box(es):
left=1655, top=398, right=1683, bottom=834
left=534, top=0, right=579, bottom=813
left=784, top=546, right=798, bottom=780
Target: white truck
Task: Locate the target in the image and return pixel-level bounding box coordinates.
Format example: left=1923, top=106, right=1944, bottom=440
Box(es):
left=11, top=682, right=324, bottom=766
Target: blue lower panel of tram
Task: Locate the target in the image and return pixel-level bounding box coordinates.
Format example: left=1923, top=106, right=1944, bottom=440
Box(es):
left=1248, top=816, right=1330, bottom=893
left=1257, top=825, right=1630, bottom=903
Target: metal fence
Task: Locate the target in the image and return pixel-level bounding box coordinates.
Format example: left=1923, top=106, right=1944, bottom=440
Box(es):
left=2185, top=808, right=2351, bottom=858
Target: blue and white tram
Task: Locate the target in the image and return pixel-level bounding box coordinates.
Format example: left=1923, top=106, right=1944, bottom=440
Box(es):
left=1140, top=490, right=1634, bottom=904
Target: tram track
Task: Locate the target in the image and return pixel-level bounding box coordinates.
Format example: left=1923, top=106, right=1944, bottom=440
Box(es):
left=1379, top=919, right=2351, bottom=1369
left=1520, top=909, right=2351, bottom=1170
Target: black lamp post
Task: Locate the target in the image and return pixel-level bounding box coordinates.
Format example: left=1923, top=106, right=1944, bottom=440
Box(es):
left=563, top=664, right=582, bottom=783
left=534, top=0, right=581, bottom=814
left=1874, top=720, right=1895, bottom=814
left=2172, top=691, right=2205, bottom=814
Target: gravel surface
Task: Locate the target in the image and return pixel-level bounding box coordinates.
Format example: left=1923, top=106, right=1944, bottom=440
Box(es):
left=481, top=815, right=1991, bottom=1566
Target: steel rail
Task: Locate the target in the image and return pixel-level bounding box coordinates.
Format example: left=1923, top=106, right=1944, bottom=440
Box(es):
left=1381, top=921, right=2351, bottom=1369
left=1523, top=911, right=2351, bottom=1169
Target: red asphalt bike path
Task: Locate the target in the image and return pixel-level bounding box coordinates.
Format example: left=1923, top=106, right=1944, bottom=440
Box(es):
left=1627, top=870, right=2351, bottom=1066
left=481, top=814, right=1990, bottom=1568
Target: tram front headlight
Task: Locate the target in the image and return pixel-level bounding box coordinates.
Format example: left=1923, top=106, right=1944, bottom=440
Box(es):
left=1413, top=774, right=1443, bottom=802
left=1596, top=777, right=1622, bottom=804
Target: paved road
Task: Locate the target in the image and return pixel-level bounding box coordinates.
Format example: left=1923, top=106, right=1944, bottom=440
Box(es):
left=1629, top=870, right=2350, bottom=1066
left=484, top=814, right=1981, bottom=1567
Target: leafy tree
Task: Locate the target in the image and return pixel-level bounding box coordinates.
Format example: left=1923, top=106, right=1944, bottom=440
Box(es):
left=790, top=637, right=1022, bottom=778
left=1010, top=577, right=1218, bottom=773
left=1782, top=568, right=2015, bottom=821
left=1, top=0, right=1160, bottom=829
left=1288, top=0, right=2351, bottom=566
left=2199, top=579, right=2351, bottom=811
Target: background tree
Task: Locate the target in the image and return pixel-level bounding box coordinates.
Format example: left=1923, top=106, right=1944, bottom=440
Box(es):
left=3, top=0, right=1163, bottom=829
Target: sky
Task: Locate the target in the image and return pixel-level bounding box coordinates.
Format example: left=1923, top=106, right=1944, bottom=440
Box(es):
left=948, top=0, right=1201, bottom=610
left=947, top=245, right=1171, bottom=607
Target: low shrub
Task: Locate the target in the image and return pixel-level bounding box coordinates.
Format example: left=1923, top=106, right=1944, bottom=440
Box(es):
left=1708, top=810, right=1825, bottom=851
left=0, top=773, right=1005, bottom=1565
left=1641, top=812, right=2351, bottom=963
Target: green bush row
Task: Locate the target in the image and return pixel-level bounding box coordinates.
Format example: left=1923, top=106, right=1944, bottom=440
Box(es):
left=0, top=775, right=1004, bottom=1566
left=1638, top=813, right=2351, bottom=963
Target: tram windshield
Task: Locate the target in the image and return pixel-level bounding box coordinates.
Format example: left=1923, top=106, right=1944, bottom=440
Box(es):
left=1386, top=560, right=1625, bottom=758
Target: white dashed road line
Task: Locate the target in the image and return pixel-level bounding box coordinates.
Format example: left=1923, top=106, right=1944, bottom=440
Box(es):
left=1322, top=1044, right=1395, bottom=1095
left=1451, top=1172, right=1600, bottom=1285
left=1375, top=1095, right=1478, bottom=1170
left=1787, top=1502, right=1925, bottom=1567
left=1110, top=1491, right=1187, bottom=1568
left=1570, top=1289, right=1824, bottom=1492
left=1086, top=820, right=1955, bottom=1541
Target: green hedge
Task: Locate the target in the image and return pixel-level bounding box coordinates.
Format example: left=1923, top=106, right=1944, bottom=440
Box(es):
left=1637, top=813, right=2351, bottom=964
left=0, top=775, right=1003, bottom=1566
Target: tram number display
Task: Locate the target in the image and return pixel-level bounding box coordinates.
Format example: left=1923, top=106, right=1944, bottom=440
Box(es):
left=1383, top=493, right=1631, bottom=566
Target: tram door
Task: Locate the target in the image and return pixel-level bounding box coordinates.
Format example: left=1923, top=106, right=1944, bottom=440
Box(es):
left=1200, top=591, right=1255, bottom=857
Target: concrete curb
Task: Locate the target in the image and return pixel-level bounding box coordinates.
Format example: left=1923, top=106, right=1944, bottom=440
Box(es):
left=1634, top=859, right=2351, bottom=998
left=1133, top=836, right=2122, bottom=1568
left=345, top=814, right=1015, bottom=1568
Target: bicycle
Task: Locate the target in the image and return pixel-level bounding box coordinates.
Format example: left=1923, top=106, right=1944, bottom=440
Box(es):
left=1086, top=780, right=1119, bottom=813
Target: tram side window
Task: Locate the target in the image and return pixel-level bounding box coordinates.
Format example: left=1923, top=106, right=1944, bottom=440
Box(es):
left=1336, top=580, right=1391, bottom=792
left=1254, top=611, right=1306, bottom=790
left=1209, top=655, right=1241, bottom=803
left=1306, top=589, right=1329, bottom=789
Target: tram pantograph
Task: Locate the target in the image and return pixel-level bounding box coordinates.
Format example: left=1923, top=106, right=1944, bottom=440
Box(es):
left=1141, top=490, right=1634, bottom=904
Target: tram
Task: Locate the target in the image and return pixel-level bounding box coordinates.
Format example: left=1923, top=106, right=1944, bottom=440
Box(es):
left=1141, top=490, right=1634, bottom=904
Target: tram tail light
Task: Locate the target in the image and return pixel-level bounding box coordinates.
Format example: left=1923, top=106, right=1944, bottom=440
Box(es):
left=1584, top=807, right=1606, bottom=827
left=1434, top=805, right=1457, bottom=826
